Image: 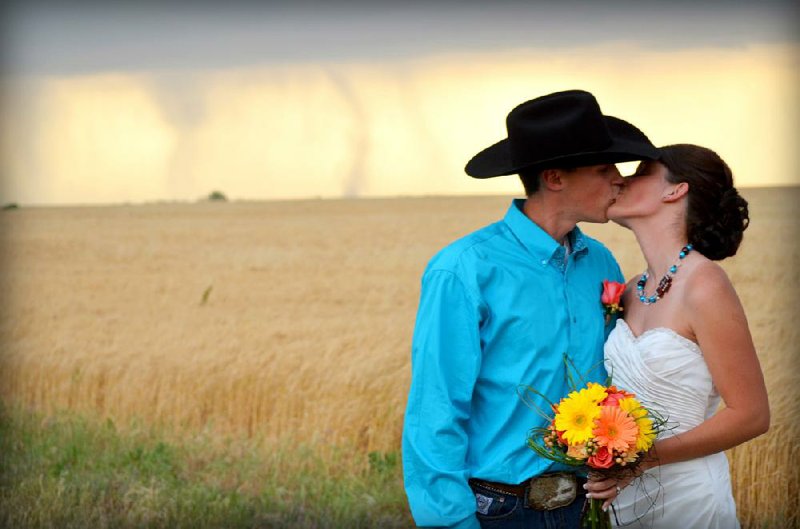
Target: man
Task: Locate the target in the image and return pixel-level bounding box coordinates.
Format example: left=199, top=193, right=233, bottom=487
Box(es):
left=402, top=90, right=658, bottom=528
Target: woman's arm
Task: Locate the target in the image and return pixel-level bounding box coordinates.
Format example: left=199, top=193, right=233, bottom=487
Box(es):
left=587, top=262, right=769, bottom=507
left=645, top=262, right=769, bottom=465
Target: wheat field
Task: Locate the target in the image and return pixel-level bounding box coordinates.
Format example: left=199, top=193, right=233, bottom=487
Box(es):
left=1, top=188, right=797, bottom=527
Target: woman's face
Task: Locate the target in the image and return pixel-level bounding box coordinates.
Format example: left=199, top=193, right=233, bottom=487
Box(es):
left=607, top=160, right=672, bottom=226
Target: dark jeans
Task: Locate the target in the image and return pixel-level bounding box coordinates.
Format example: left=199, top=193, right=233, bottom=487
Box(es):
left=471, top=480, right=587, bottom=529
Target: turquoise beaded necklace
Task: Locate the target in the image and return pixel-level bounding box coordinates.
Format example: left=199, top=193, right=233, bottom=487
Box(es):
left=637, top=244, right=693, bottom=305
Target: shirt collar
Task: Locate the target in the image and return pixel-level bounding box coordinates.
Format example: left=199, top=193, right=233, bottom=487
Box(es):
left=503, top=199, right=589, bottom=266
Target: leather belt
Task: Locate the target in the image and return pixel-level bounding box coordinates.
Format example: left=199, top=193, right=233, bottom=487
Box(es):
left=469, top=477, right=529, bottom=497
left=470, top=472, right=585, bottom=510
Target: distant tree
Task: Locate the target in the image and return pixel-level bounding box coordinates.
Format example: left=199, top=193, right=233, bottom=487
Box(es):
left=207, top=191, right=227, bottom=202
left=2, top=203, right=19, bottom=210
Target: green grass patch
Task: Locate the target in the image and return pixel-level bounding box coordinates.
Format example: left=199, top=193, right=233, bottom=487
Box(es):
left=0, top=405, right=412, bottom=528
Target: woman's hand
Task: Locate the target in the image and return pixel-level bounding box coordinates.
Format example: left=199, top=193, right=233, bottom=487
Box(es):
left=584, top=470, right=637, bottom=511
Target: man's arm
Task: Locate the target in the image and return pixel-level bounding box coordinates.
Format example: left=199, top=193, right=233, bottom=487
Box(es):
left=402, top=269, right=483, bottom=529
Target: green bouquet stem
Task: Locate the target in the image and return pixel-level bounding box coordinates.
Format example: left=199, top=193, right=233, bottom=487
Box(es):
left=582, top=497, right=612, bottom=529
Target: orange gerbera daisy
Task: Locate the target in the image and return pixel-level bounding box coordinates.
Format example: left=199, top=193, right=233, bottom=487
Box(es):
left=593, top=405, right=638, bottom=452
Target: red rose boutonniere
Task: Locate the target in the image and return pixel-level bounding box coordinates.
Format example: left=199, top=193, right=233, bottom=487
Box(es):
left=601, top=280, right=625, bottom=324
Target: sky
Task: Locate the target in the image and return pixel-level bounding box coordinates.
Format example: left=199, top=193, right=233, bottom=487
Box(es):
left=1, top=1, right=798, bottom=205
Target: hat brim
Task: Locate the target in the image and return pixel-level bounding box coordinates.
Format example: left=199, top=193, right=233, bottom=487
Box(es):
left=465, top=116, right=658, bottom=179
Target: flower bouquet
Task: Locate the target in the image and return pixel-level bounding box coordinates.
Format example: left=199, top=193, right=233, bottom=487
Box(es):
left=522, top=373, right=665, bottom=528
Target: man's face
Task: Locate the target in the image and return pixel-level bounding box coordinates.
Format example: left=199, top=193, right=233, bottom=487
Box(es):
left=562, top=164, right=625, bottom=223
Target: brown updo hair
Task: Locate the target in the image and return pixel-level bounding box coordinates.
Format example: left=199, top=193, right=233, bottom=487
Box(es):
left=659, top=144, right=749, bottom=261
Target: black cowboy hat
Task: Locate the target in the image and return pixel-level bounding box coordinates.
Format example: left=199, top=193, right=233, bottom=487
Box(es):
left=465, top=90, right=658, bottom=178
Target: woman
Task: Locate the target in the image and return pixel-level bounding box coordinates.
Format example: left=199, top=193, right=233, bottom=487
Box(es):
left=585, top=144, right=769, bottom=527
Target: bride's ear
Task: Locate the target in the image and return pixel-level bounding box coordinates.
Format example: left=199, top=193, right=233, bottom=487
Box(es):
left=662, top=182, right=688, bottom=203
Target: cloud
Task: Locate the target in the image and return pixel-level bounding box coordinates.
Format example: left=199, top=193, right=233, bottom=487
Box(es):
left=3, top=2, right=797, bottom=75
left=2, top=42, right=796, bottom=205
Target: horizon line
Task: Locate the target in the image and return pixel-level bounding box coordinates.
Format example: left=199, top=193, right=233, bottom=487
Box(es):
left=3, top=184, right=797, bottom=209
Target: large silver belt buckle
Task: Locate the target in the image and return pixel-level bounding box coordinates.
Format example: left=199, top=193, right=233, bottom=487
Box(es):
left=526, top=473, right=577, bottom=510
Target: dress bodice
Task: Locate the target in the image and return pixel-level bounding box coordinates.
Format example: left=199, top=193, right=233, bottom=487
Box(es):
left=604, top=319, right=721, bottom=436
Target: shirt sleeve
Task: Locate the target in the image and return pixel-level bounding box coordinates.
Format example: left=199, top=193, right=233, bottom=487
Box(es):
left=402, top=269, right=483, bottom=529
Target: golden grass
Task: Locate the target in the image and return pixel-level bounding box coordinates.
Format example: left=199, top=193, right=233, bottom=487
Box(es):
left=1, top=188, right=797, bottom=527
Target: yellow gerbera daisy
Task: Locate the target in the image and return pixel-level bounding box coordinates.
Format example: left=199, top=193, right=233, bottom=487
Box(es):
left=554, top=392, right=601, bottom=445
left=618, top=397, right=647, bottom=420
left=618, top=397, right=656, bottom=451
left=634, top=417, right=656, bottom=451
left=583, top=382, right=610, bottom=404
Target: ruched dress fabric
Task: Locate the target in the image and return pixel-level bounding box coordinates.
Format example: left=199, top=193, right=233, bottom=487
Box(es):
left=603, top=319, right=739, bottom=529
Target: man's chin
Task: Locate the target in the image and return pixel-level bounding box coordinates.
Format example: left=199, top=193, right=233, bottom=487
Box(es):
left=582, top=215, right=611, bottom=225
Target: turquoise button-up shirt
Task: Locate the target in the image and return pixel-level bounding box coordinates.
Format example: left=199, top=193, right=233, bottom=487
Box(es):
left=402, top=199, right=623, bottom=529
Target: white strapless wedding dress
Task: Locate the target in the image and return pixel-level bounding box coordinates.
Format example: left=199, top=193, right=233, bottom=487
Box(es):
left=604, top=319, right=739, bottom=529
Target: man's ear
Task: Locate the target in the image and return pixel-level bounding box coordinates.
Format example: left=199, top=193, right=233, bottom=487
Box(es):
left=663, top=182, right=689, bottom=203
left=540, top=169, right=565, bottom=191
